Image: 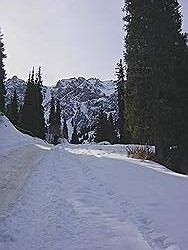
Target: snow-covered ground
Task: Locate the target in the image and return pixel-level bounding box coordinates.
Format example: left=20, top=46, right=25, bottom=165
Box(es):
left=0, top=116, right=188, bottom=250
left=0, top=116, right=53, bottom=213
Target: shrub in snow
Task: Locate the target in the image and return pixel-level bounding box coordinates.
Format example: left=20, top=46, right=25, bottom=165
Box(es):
left=126, top=145, right=155, bottom=161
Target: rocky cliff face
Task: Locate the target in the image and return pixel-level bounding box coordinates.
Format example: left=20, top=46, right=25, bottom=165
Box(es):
left=5, top=76, right=27, bottom=104
left=5, top=76, right=117, bottom=131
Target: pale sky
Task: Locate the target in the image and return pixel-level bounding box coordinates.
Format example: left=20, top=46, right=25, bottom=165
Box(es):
left=0, top=0, right=188, bottom=86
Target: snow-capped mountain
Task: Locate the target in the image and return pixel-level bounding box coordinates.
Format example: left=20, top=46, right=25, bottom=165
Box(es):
left=5, top=76, right=117, bottom=130
left=5, top=76, right=27, bottom=104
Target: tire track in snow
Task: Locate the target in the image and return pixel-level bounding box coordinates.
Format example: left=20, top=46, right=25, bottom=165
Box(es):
left=62, top=148, right=152, bottom=250
left=0, top=147, right=92, bottom=250
left=0, top=146, right=135, bottom=250
left=66, top=147, right=181, bottom=250
left=0, top=144, right=181, bottom=250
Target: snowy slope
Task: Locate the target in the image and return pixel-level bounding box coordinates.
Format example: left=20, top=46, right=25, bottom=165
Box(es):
left=0, top=120, right=188, bottom=250
left=0, top=115, right=35, bottom=151
left=0, top=116, right=53, bottom=213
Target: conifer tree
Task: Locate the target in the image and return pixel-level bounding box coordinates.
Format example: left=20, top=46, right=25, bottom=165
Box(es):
left=0, top=30, right=6, bottom=113
left=35, top=67, right=46, bottom=139
left=107, top=113, right=117, bottom=144
left=54, top=99, right=62, bottom=142
left=55, top=100, right=61, bottom=127
left=48, top=95, right=56, bottom=143
left=48, top=97, right=62, bottom=144
left=95, top=109, right=108, bottom=143
left=49, top=95, right=56, bottom=129
left=115, top=59, right=127, bottom=143
left=7, top=89, right=19, bottom=125
left=124, top=0, right=153, bottom=144
left=18, top=104, right=23, bottom=125
left=123, top=0, right=188, bottom=169
left=20, top=68, right=46, bottom=139
left=62, top=119, right=68, bottom=140
left=20, top=72, right=35, bottom=135
left=71, top=125, right=79, bottom=144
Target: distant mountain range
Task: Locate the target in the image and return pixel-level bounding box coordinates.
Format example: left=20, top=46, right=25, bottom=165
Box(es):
left=5, top=76, right=117, bottom=132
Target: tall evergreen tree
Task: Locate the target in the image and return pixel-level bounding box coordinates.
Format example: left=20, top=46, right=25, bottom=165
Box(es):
left=71, top=125, right=79, bottom=144
left=55, top=100, right=61, bottom=127
left=107, top=113, right=117, bottom=144
left=115, top=59, right=127, bottom=143
left=48, top=95, right=56, bottom=130
left=55, top=99, right=62, bottom=142
left=62, top=119, right=69, bottom=140
left=175, top=36, right=188, bottom=171
left=20, top=72, right=35, bottom=135
left=7, top=89, right=19, bottom=125
left=20, top=68, right=46, bottom=139
left=123, top=0, right=154, bottom=144
left=48, top=97, right=62, bottom=144
left=48, top=95, right=56, bottom=143
left=0, top=29, right=6, bottom=113
left=95, top=109, right=108, bottom=143
left=123, top=0, right=188, bottom=170
left=35, top=67, right=46, bottom=139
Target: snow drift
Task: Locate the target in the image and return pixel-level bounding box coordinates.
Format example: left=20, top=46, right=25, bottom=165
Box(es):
left=0, top=116, right=52, bottom=213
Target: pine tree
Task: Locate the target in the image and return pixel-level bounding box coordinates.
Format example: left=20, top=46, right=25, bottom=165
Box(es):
left=123, top=0, right=188, bottom=170
left=62, top=119, right=68, bottom=140
left=71, top=125, right=79, bottom=144
left=115, top=59, right=127, bottom=143
left=20, top=68, right=46, bottom=139
left=35, top=67, right=46, bottom=139
left=18, top=104, right=23, bottom=125
left=175, top=35, right=188, bottom=171
left=48, top=95, right=56, bottom=143
left=54, top=99, right=62, bottom=142
left=55, top=100, right=61, bottom=127
left=0, top=29, right=6, bottom=114
left=107, top=113, right=117, bottom=144
left=123, top=0, right=153, bottom=144
left=95, top=109, right=108, bottom=143
left=7, top=89, right=19, bottom=125
left=20, top=72, right=35, bottom=135
left=49, top=95, right=56, bottom=129
left=48, top=97, right=62, bottom=144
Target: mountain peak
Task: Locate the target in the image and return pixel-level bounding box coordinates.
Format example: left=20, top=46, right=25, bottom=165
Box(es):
left=5, top=76, right=117, bottom=131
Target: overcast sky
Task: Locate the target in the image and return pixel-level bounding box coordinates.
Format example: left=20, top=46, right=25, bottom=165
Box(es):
left=0, top=0, right=188, bottom=85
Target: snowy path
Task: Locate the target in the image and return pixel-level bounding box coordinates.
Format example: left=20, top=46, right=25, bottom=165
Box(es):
left=0, top=144, right=187, bottom=250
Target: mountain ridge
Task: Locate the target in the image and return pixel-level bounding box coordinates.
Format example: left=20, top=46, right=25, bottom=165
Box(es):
left=5, top=75, right=117, bottom=132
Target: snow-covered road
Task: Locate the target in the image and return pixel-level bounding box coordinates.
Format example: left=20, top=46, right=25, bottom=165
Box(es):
left=0, top=143, right=52, bottom=214
left=0, top=141, right=188, bottom=250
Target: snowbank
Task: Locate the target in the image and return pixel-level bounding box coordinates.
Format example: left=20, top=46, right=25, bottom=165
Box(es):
left=0, top=116, right=53, bottom=213
left=0, top=115, right=36, bottom=152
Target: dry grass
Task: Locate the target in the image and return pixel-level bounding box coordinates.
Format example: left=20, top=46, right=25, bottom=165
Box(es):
left=126, top=145, right=155, bottom=161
